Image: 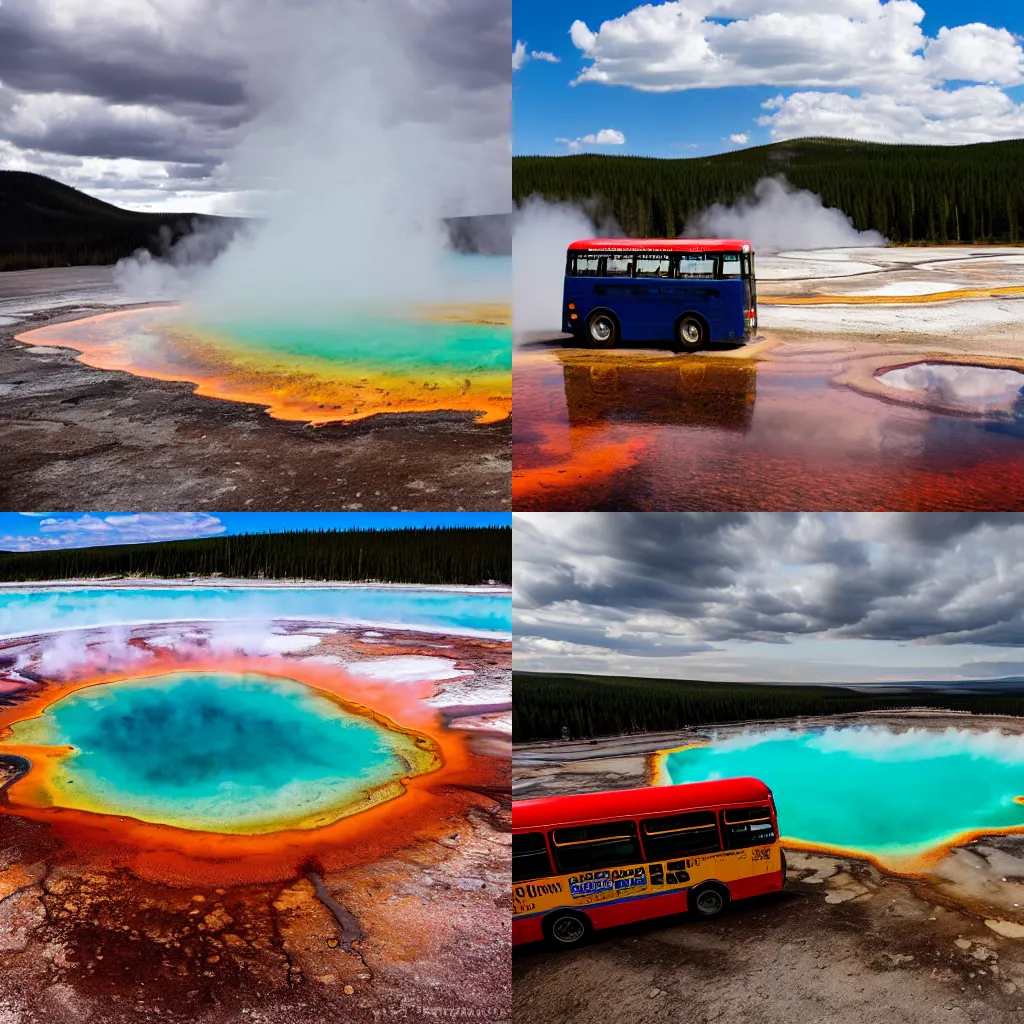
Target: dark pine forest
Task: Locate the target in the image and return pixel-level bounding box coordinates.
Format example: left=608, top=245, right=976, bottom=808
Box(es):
left=513, top=138, right=1024, bottom=244
left=513, top=671, right=1024, bottom=742
left=0, top=527, right=511, bottom=585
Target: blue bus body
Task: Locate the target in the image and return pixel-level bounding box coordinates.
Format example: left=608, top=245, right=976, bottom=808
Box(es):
left=562, top=241, right=757, bottom=350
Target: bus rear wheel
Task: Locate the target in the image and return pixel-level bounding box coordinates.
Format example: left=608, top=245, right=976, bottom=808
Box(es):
left=690, top=882, right=730, bottom=919
left=585, top=311, right=619, bottom=349
left=674, top=315, right=705, bottom=353
left=542, top=909, right=591, bottom=949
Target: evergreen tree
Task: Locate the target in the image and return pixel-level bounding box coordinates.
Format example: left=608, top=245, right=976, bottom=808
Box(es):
left=0, top=527, right=511, bottom=585
left=513, top=138, right=1024, bottom=245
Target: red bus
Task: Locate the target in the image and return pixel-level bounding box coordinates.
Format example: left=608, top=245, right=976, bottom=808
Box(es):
left=512, top=778, right=785, bottom=948
left=563, top=238, right=757, bottom=351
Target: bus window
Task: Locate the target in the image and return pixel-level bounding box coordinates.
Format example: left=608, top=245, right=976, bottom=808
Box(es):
left=721, top=806, right=777, bottom=849
left=572, top=254, right=601, bottom=276
left=677, top=255, right=716, bottom=278
left=550, top=820, right=641, bottom=873
left=742, top=253, right=753, bottom=278
left=720, top=254, right=742, bottom=277
left=513, top=832, right=553, bottom=882
left=641, top=810, right=721, bottom=860
left=634, top=256, right=672, bottom=278
left=604, top=256, right=633, bottom=276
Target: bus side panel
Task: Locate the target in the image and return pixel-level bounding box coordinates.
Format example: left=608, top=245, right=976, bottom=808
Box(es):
left=723, top=868, right=785, bottom=904
left=588, top=888, right=688, bottom=932
left=513, top=915, right=544, bottom=947
left=723, top=280, right=748, bottom=343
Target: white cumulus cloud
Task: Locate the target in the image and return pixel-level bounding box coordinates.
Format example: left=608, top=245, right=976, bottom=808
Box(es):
left=567, top=1, right=1024, bottom=145
left=514, top=40, right=562, bottom=71
left=0, top=513, right=227, bottom=551
left=555, top=127, right=626, bottom=151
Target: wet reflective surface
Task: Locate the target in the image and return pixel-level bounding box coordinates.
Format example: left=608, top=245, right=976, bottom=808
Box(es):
left=878, top=362, right=1024, bottom=413
left=513, top=339, right=1024, bottom=510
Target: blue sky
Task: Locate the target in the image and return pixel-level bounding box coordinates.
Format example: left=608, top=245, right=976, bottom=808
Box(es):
left=0, top=513, right=511, bottom=552
left=513, top=1, right=1024, bottom=157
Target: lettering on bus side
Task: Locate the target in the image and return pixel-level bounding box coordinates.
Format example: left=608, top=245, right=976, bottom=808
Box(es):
left=566, top=867, right=649, bottom=899
left=513, top=881, right=564, bottom=900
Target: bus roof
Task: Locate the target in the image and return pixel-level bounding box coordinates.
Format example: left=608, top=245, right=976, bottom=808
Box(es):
left=568, top=238, right=752, bottom=253
left=513, top=778, right=772, bottom=831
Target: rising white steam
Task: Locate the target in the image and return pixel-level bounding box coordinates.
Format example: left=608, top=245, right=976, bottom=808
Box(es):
left=686, top=176, right=887, bottom=252
left=115, top=0, right=510, bottom=319
left=512, top=195, right=620, bottom=336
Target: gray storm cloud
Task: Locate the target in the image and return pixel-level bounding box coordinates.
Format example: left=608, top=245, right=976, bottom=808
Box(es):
left=1, top=0, right=510, bottom=299
left=513, top=514, right=1024, bottom=674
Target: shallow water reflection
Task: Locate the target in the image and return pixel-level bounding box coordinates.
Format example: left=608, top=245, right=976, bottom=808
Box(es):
left=878, top=362, right=1024, bottom=412
left=512, top=341, right=1024, bottom=511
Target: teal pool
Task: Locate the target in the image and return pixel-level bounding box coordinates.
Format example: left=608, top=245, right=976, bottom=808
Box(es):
left=658, top=727, right=1024, bottom=865
left=0, top=585, right=511, bottom=640
left=7, top=670, right=433, bottom=833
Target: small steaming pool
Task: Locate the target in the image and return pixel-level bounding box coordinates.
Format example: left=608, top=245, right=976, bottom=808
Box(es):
left=877, top=362, right=1024, bottom=414
left=2, top=670, right=436, bottom=834
left=655, top=727, right=1024, bottom=868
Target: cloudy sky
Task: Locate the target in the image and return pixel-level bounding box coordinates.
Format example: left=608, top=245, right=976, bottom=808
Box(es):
left=0, top=0, right=510, bottom=213
left=514, top=513, right=1024, bottom=685
left=513, top=0, right=1024, bottom=156
left=0, top=512, right=509, bottom=552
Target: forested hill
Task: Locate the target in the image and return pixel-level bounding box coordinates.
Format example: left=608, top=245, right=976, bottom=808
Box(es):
left=512, top=137, right=1024, bottom=245
left=0, top=527, right=511, bottom=585
left=0, top=171, right=510, bottom=271
left=0, top=171, right=242, bottom=272
left=512, top=671, right=1024, bottom=742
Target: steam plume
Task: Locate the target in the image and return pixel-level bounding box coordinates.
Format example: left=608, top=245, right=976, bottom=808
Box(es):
left=686, top=176, right=886, bottom=252
left=115, top=0, right=510, bottom=319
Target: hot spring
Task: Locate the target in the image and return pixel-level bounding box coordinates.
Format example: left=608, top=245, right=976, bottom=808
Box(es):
left=654, top=727, right=1024, bottom=869
left=1, top=670, right=437, bottom=834
left=15, top=257, right=511, bottom=425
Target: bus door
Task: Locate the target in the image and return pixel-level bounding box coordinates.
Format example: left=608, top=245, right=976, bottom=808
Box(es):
left=632, top=254, right=673, bottom=340
left=719, top=253, right=748, bottom=338
left=678, top=254, right=724, bottom=338
left=743, top=253, right=757, bottom=332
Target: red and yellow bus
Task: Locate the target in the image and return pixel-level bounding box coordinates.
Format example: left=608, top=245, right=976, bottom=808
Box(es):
left=512, top=778, right=785, bottom=948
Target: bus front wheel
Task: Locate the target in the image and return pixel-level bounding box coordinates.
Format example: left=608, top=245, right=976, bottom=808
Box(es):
left=542, top=909, right=591, bottom=949
left=674, top=315, right=705, bottom=353
left=690, top=882, right=730, bottom=919
left=585, top=311, right=619, bottom=349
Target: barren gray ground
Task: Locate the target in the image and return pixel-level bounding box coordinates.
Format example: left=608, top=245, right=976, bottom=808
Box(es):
left=514, top=712, right=1024, bottom=1024
left=0, top=270, right=510, bottom=511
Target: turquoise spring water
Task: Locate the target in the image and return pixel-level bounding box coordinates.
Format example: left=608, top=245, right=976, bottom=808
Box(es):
left=0, top=586, right=511, bottom=640
left=26, top=670, right=412, bottom=833
left=660, top=727, right=1024, bottom=862
left=200, top=319, right=511, bottom=373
